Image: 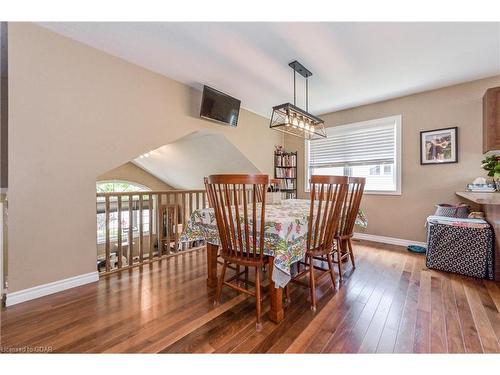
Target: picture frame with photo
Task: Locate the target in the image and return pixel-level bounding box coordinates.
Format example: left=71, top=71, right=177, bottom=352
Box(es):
left=420, top=127, right=458, bottom=165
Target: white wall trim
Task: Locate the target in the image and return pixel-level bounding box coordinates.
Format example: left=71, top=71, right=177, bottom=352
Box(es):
left=5, top=271, right=98, bottom=307
left=353, top=232, right=426, bottom=248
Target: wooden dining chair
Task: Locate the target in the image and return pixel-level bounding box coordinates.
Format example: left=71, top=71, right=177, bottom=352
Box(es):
left=286, top=175, right=348, bottom=311
left=207, top=174, right=269, bottom=330
left=333, top=176, right=366, bottom=281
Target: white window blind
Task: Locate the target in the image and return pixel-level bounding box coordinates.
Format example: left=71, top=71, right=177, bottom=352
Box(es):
left=309, top=119, right=396, bottom=168
left=307, top=115, right=401, bottom=194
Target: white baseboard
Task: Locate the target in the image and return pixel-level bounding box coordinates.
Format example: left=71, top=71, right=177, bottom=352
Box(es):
left=5, top=271, right=99, bottom=307
left=353, top=232, right=426, bottom=248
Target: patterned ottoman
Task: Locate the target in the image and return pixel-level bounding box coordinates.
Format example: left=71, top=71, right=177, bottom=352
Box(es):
left=426, top=216, right=494, bottom=280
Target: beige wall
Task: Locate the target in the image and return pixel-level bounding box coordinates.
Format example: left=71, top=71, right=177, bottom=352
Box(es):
left=1, top=22, right=7, bottom=189
left=8, top=23, right=282, bottom=292
left=286, top=75, right=500, bottom=242
left=97, top=162, right=174, bottom=190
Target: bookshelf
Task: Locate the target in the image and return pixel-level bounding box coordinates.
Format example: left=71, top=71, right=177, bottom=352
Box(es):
left=274, top=150, right=297, bottom=199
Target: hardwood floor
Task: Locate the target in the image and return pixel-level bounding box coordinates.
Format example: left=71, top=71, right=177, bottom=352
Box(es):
left=1, top=240, right=500, bottom=353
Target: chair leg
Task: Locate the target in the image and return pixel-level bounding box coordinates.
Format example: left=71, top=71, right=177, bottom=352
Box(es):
left=336, top=239, right=343, bottom=282
left=245, top=266, right=249, bottom=286
left=347, top=239, right=356, bottom=269
left=255, top=266, right=262, bottom=331
left=309, top=256, right=317, bottom=312
left=214, top=261, right=227, bottom=306
left=326, top=252, right=336, bottom=288
left=285, top=283, right=291, bottom=304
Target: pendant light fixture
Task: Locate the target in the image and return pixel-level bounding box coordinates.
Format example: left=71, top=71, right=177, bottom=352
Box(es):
left=270, top=60, right=326, bottom=140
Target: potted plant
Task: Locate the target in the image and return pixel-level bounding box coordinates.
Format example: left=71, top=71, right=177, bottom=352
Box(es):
left=481, top=154, right=500, bottom=190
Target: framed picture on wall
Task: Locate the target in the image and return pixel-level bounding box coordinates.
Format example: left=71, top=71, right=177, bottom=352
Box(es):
left=420, top=127, right=458, bottom=165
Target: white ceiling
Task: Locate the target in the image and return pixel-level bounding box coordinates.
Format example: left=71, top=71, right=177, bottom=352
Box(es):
left=39, top=22, right=500, bottom=117
left=133, top=131, right=259, bottom=189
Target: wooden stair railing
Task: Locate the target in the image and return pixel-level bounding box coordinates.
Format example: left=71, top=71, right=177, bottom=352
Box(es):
left=96, top=190, right=207, bottom=275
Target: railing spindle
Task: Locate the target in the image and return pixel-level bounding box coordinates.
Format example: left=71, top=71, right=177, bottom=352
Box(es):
left=128, top=194, right=133, bottom=266
left=105, top=196, right=110, bottom=272
left=174, top=204, right=179, bottom=252
left=181, top=192, right=186, bottom=232
left=157, top=193, right=162, bottom=255
left=117, top=195, right=123, bottom=269
left=139, top=194, right=144, bottom=263
left=149, top=193, right=153, bottom=260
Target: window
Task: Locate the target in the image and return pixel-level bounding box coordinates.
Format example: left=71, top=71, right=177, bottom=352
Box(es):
left=96, top=181, right=152, bottom=244
left=96, top=180, right=149, bottom=193
left=306, top=115, right=401, bottom=194
left=369, top=166, right=380, bottom=175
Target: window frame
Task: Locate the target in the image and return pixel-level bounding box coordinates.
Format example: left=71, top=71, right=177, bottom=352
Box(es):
left=96, top=179, right=151, bottom=193
left=305, top=115, right=402, bottom=196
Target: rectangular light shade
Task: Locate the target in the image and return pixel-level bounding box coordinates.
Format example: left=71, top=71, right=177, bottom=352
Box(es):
left=270, top=103, right=327, bottom=140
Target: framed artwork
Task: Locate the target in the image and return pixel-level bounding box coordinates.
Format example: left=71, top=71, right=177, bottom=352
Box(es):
left=420, top=127, right=458, bottom=165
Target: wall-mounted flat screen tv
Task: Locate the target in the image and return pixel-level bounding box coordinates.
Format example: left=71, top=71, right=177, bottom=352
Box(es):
left=200, top=85, right=240, bottom=127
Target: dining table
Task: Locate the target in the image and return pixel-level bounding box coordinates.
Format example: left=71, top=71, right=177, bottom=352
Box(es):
left=180, top=198, right=367, bottom=323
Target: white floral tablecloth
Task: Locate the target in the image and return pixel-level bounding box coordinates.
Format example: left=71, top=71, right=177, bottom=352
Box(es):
left=180, top=199, right=367, bottom=287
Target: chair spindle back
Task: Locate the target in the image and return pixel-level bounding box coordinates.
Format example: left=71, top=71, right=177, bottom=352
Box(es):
left=207, top=174, right=269, bottom=261
left=307, top=175, right=348, bottom=255
left=203, top=177, right=214, bottom=208
left=337, top=177, right=366, bottom=239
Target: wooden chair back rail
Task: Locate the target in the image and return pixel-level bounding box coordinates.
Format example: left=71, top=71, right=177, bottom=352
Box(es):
left=336, top=177, right=366, bottom=238
left=255, top=185, right=264, bottom=203
left=307, top=176, right=348, bottom=255
left=207, top=175, right=268, bottom=262
left=96, top=189, right=207, bottom=275
left=204, top=177, right=214, bottom=208
left=205, top=177, right=261, bottom=207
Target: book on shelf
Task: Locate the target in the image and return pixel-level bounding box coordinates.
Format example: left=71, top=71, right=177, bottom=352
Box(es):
left=274, top=149, right=297, bottom=198
left=274, top=152, right=297, bottom=167
left=281, top=180, right=295, bottom=190
left=275, top=168, right=295, bottom=178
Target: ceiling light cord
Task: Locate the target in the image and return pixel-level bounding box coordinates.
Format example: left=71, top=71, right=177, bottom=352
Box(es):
left=306, top=77, right=309, bottom=112
left=293, top=69, right=296, bottom=106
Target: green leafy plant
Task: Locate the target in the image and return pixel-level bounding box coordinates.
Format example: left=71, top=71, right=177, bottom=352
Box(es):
left=481, top=154, right=500, bottom=178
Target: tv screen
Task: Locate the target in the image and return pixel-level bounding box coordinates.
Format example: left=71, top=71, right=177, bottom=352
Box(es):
left=200, top=86, right=240, bottom=127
